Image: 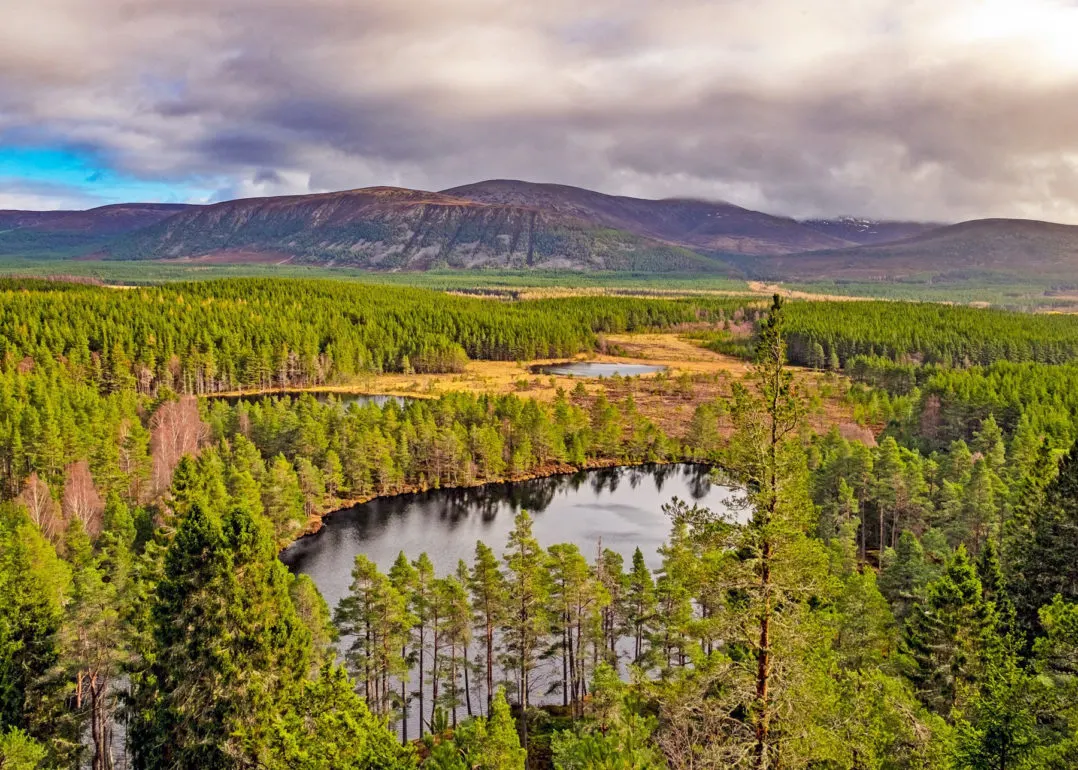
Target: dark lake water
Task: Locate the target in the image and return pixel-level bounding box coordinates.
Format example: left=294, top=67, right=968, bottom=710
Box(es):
left=280, top=463, right=735, bottom=613
left=532, top=362, right=667, bottom=377
left=279, top=463, right=737, bottom=732
left=209, top=391, right=408, bottom=408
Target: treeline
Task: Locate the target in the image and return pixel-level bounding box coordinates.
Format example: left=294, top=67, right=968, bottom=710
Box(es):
left=778, top=301, right=1078, bottom=368
left=0, top=358, right=675, bottom=550
left=206, top=389, right=673, bottom=495
left=0, top=278, right=747, bottom=395
left=845, top=356, right=1078, bottom=452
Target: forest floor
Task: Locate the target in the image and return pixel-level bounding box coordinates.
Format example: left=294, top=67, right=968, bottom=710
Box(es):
left=215, top=332, right=878, bottom=445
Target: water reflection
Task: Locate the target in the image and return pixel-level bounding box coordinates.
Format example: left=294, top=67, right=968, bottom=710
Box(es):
left=279, top=463, right=738, bottom=733
left=280, top=463, right=734, bottom=614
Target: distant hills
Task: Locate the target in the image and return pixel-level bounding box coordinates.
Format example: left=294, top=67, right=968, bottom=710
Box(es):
left=764, top=218, right=1078, bottom=280
left=798, top=217, right=940, bottom=246
left=0, top=203, right=193, bottom=258
left=104, top=186, right=721, bottom=273
left=443, top=180, right=849, bottom=255
left=3, top=180, right=1078, bottom=279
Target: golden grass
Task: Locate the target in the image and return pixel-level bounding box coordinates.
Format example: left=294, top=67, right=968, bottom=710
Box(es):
left=214, top=332, right=876, bottom=444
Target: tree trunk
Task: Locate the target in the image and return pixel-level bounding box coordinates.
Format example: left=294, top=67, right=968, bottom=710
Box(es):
left=463, top=638, right=473, bottom=717
left=431, top=624, right=440, bottom=731
left=400, top=674, right=408, bottom=744
left=562, top=622, right=569, bottom=708
left=417, top=624, right=426, bottom=735
left=486, top=617, right=494, bottom=714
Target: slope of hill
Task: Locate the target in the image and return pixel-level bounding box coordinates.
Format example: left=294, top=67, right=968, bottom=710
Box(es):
left=443, top=179, right=854, bottom=255
left=763, top=218, right=1078, bottom=279
left=4, top=182, right=1076, bottom=281
left=0, top=203, right=195, bottom=257
left=799, top=216, right=941, bottom=245
left=105, top=187, right=725, bottom=273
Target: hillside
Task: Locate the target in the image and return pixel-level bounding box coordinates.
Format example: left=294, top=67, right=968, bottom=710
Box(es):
left=799, top=216, right=941, bottom=245
left=6, top=183, right=1078, bottom=281
left=0, top=203, right=194, bottom=257
left=443, top=179, right=854, bottom=255
left=105, top=186, right=725, bottom=272
left=763, top=218, right=1078, bottom=279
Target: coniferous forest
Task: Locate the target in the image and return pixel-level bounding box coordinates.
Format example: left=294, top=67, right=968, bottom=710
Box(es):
left=1, top=278, right=1077, bottom=769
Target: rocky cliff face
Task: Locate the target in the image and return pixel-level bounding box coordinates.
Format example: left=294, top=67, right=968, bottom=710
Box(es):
left=107, top=187, right=724, bottom=272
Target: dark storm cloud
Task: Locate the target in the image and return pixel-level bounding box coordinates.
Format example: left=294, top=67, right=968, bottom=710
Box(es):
left=3, top=0, right=1078, bottom=220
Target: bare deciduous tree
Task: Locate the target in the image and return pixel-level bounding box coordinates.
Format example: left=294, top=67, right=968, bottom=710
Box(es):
left=18, top=472, right=63, bottom=543
left=150, top=396, right=208, bottom=495
left=62, top=460, right=105, bottom=538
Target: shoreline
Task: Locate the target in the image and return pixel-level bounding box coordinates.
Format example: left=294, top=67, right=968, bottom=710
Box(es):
left=290, top=456, right=712, bottom=541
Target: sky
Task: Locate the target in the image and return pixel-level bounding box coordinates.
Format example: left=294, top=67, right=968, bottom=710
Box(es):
left=3, top=0, right=1078, bottom=221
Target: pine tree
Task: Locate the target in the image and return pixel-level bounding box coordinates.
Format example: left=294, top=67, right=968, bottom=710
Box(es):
left=334, top=554, right=410, bottom=718
left=503, top=511, right=550, bottom=749
left=1010, top=442, right=1078, bottom=634
left=717, top=294, right=833, bottom=769
left=290, top=573, right=337, bottom=670
left=130, top=502, right=312, bottom=769
left=903, top=546, right=992, bottom=719
left=879, top=531, right=938, bottom=621
left=477, top=687, right=526, bottom=770
left=387, top=551, right=418, bottom=742
left=469, top=541, right=506, bottom=714
left=625, top=547, right=656, bottom=664
left=56, top=518, right=134, bottom=770
left=270, top=663, right=416, bottom=770
left=0, top=503, right=71, bottom=763
left=412, top=552, right=436, bottom=735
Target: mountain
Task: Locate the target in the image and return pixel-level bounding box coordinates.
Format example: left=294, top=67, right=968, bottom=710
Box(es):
left=105, top=187, right=723, bottom=272
left=5, top=182, right=1075, bottom=281
left=799, top=216, right=942, bottom=246
left=443, top=180, right=853, bottom=255
left=0, top=203, right=195, bottom=257
left=761, top=218, right=1078, bottom=279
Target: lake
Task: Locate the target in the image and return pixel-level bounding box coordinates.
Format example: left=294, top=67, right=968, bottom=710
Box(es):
left=531, top=362, right=667, bottom=377
left=279, top=462, right=738, bottom=732
left=280, top=463, right=736, bottom=616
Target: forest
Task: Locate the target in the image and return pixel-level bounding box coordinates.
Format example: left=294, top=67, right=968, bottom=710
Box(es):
left=0, top=278, right=1077, bottom=769
left=0, top=278, right=750, bottom=392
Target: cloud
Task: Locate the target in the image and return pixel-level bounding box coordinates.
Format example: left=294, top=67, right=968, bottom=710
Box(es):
left=2, top=0, right=1078, bottom=220
left=0, top=178, right=107, bottom=210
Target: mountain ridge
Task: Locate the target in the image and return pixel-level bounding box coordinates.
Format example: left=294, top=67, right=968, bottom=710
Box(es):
left=2, top=180, right=1077, bottom=279
left=758, top=217, right=1078, bottom=280
left=103, top=185, right=727, bottom=273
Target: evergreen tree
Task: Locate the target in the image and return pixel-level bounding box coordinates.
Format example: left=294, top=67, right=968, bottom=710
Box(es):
left=903, top=546, right=992, bottom=719
left=625, top=547, right=656, bottom=664
left=468, top=541, right=506, bottom=714
left=1010, top=443, right=1078, bottom=634
left=271, top=663, right=416, bottom=770
left=334, top=554, right=411, bottom=718
left=503, top=511, right=550, bottom=749
left=412, top=552, right=436, bottom=736
left=0, top=503, right=71, bottom=762
left=130, top=502, right=312, bottom=769
left=712, top=295, right=833, bottom=768
left=879, top=531, right=938, bottom=621
left=388, top=551, right=419, bottom=742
